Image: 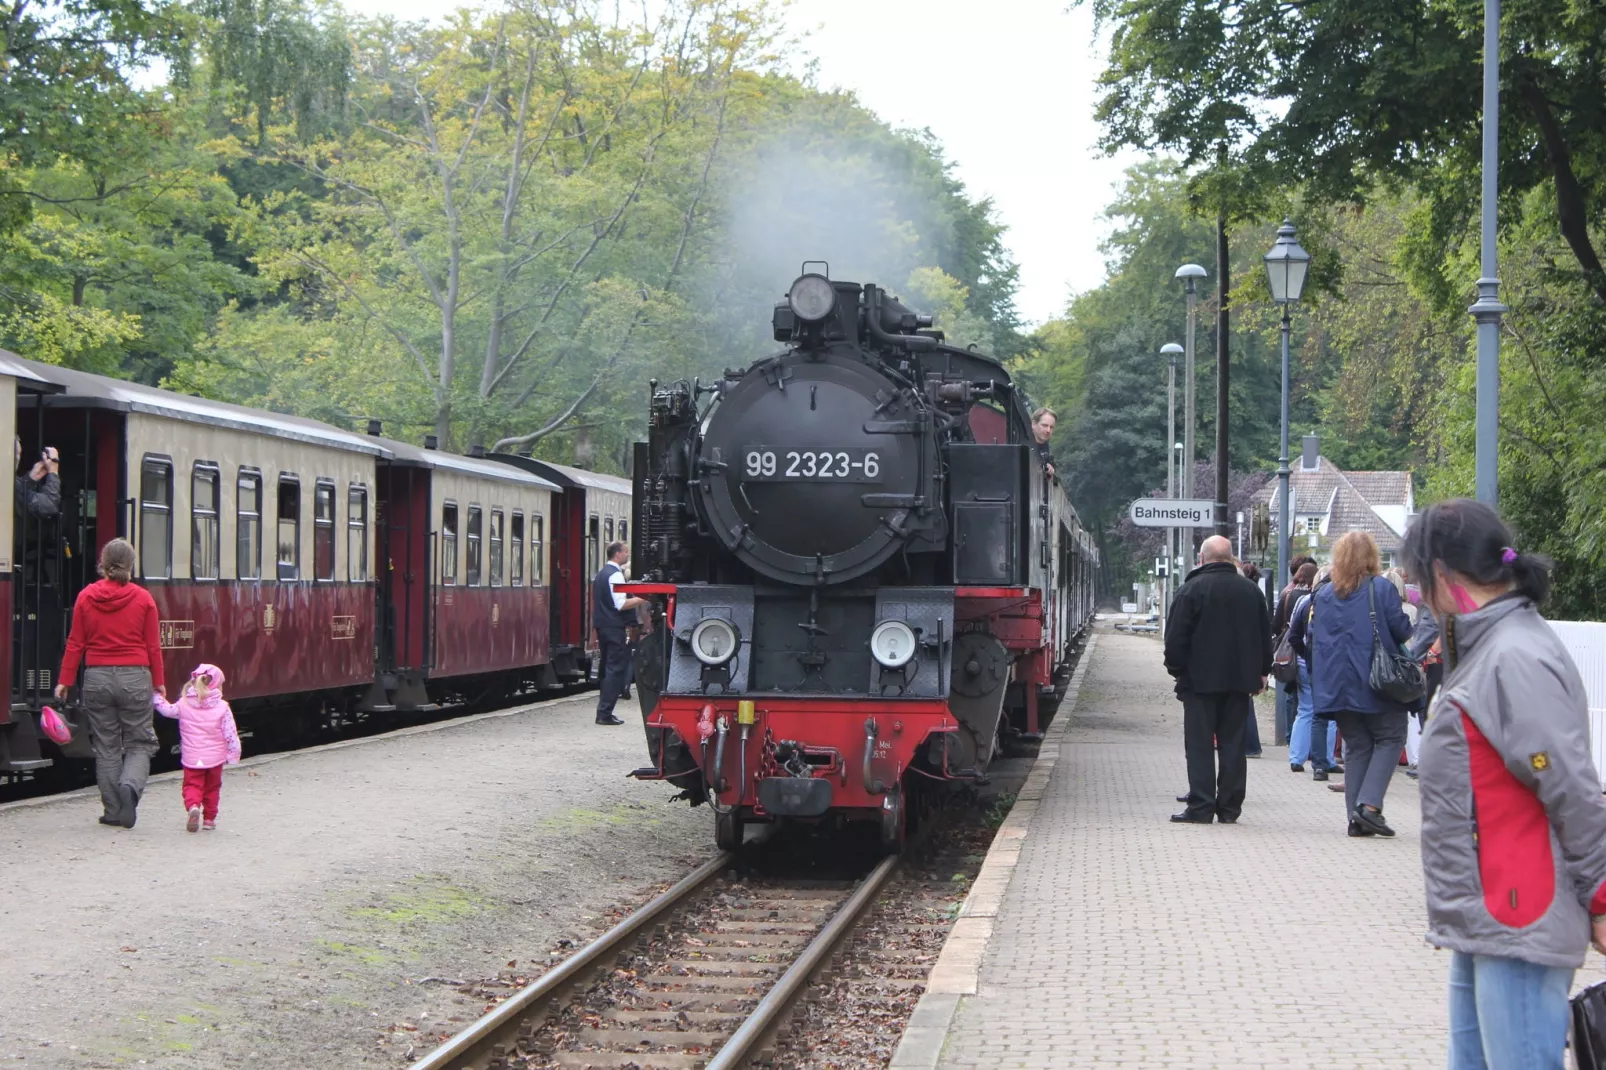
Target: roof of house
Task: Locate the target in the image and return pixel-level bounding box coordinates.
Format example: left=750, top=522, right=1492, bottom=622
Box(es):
left=1252, top=455, right=1413, bottom=552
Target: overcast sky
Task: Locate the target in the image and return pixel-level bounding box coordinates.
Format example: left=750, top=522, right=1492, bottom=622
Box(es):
left=338, top=0, right=1136, bottom=325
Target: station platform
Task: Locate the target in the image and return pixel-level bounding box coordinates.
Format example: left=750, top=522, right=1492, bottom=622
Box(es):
left=0, top=694, right=716, bottom=1070
left=893, top=628, right=1455, bottom=1070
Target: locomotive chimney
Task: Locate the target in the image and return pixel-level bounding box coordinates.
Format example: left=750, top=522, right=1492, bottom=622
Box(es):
left=366, top=419, right=382, bottom=436
left=469, top=443, right=486, bottom=458
left=423, top=434, right=438, bottom=450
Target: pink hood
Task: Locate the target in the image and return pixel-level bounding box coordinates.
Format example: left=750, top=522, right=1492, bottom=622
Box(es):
left=154, top=664, right=240, bottom=769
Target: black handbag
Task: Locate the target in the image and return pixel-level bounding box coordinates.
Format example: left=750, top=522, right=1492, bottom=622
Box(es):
left=1573, top=978, right=1606, bottom=1070
left=1367, top=578, right=1425, bottom=704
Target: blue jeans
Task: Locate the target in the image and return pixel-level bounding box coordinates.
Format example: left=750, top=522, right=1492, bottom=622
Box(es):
left=1447, top=951, right=1573, bottom=1070
left=1288, top=660, right=1336, bottom=767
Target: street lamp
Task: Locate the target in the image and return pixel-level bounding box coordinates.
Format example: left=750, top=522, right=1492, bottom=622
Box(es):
left=1264, top=219, right=1310, bottom=746
left=1236, top=510, right=1245, bottom=560
left=1471, top=0, right=1506, bottom=505
left=1175, top=264, right=1208, bottom=515
left=1161, top=344, right=1183, bottom=621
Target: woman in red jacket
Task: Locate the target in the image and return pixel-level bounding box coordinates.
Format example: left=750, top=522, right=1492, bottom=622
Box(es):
left=54, top=538, right=166, bottom=828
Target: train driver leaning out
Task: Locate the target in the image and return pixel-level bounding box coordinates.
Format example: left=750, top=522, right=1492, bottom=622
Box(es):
left=593, top=541, right=645, bottom=727
left=1031, top=407, right=1057, bottom=480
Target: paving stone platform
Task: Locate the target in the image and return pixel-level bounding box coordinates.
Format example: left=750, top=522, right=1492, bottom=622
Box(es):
left=895, top=627, right=1457, bottom=1070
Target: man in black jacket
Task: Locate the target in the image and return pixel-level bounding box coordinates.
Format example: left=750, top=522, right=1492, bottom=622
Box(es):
left=1164, top=535, right=1273, bottom=824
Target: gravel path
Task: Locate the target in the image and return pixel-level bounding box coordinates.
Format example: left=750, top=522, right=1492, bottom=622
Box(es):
left=0, top=695, right=716, bottom=1069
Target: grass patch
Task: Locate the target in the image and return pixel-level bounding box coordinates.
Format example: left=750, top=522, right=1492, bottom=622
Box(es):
left=984, top=791, right=1018, bottom=828
left=349, top=875, right=485, bottom=925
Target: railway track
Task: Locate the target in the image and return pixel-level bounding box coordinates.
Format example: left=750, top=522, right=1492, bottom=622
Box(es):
left=408, top=852, right=901, bottom=1070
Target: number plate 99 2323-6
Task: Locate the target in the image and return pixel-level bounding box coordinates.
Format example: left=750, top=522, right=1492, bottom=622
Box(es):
left=740, top=447, right=882, bottom=482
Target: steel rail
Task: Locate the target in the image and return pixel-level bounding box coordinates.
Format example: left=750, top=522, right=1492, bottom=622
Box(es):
left=702, top=853, right=900, bottom=1070
left=406, top=850, right=733, bottom=1070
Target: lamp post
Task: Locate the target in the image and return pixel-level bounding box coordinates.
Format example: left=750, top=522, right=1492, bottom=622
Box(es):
left=1236, top=510, right=1245, bottom=560
left=1162, top=344, right=1183, bottom=622
left=1471, top=0, right=1506, bottom=505
left=1175, top=264, right=1208, bottom=558
left=1263, top=219, right=1310, bottom=746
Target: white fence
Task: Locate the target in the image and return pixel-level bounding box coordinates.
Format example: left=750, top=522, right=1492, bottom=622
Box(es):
left=1551, top=621, right=1606, bottom=789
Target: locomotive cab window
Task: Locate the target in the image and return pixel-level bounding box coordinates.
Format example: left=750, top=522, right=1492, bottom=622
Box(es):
left=348, top=484, right=368, bottom=582
left=532, top=515, right=544, bottom=585
left=510, top=512, right=524, bottom=587
left=441, top=503, right=458, bottom=585
left=139, top=456, right=173, bottom=580
left=313, top=479, right=336, bottom=582
left=489, top=508, right=504, bottom=586
left=277, top=475, right=301, bottom=581
left=237, top=469, right=262, bottom=580
left=466, top=505, right=483, bottom=586
left=191, top=463, right=221, bottom=581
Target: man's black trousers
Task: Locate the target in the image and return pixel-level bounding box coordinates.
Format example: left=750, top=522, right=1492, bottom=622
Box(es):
left=1181, top=690, right=1251, bottom=822
left=596, top=632, right=632, bottom=720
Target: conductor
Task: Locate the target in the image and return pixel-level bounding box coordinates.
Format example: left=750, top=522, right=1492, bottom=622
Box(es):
left=593, top=541, right=644, bottom=726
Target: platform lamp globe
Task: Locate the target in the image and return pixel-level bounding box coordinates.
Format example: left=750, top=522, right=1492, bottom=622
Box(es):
left=1263, top=220, right=1310, bottom=744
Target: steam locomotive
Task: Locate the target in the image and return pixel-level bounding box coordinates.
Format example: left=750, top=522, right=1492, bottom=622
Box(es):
left=625, top=270, right=1098, bottom=850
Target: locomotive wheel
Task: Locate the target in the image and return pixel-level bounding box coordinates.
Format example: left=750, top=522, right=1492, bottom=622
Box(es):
left=715, top=808, right=746, bottom=852
left=879, top=785, right=906, bottom=854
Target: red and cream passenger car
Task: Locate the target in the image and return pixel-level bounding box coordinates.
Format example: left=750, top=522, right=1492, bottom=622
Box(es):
left=0, top=350, right=617, bottom=776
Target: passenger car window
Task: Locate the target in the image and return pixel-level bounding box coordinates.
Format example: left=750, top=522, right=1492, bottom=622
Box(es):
left=510, top=513, right=524, bottom=587
left=441, top=503, right=457, bottom=585
left=532, top=515, right=544, bottom=585
left=466, top=506, right=483, bottom=586
left=277, top=475, right=300, bottom=581
left=313, top=480, right=336, bottom=581
left=140, top=457, right=173, bottom=580
left=237, top=469, right=262, bottom=580
left=191, top=464, right=220, bottom=581
left=348, top=485, right=368, bottom=582
left=490, top=508, right=504, bottom=587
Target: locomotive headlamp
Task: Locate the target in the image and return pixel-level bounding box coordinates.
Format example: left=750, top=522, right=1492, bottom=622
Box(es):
left=869, top=620, right=917, bottom=669
left=787, top=273, right=836, bottom=323
left=690, top=617, right=740, bottom=666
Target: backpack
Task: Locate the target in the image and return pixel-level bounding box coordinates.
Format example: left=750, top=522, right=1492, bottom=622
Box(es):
left=1271, top=590, right=1311, bottom=684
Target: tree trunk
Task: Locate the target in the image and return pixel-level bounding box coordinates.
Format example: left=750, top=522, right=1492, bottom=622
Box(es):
left=1520, top=79, right=1606, bottom=305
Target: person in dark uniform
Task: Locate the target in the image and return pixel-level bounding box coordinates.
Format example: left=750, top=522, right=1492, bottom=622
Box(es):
left=1164, top=535, right=1273, bottom=824
left=1030, top=407, right=1056, bottom=479
left=593, top=541, right=644, bottom=726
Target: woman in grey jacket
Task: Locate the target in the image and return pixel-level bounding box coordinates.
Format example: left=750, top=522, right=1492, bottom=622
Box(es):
left=1403, top=499, right=1606, bottom=1070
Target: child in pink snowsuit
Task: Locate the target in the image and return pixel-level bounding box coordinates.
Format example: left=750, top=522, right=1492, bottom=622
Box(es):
left=154, top=663, right=240, bottom=832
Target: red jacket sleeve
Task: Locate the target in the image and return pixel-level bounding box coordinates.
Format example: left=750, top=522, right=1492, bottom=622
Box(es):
left=143, top=595, right=164, bottom=689
left=58, top=589, right=89, bottom=688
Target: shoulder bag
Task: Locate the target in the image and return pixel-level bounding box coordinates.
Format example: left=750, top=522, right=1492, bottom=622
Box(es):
left=1368, top=577, right=1426, bottom=704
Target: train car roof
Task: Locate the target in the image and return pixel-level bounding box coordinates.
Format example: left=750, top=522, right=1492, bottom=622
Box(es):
left=378, top=437, right=561, bottom=491
left=3, top=350, right=387, bottom=456
left=0, top=352, right=65, bottom=393
left=488, top=454, right=632, bottom=494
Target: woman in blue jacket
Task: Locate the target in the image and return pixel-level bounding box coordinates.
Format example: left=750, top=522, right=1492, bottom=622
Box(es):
left=1295, top=531, right=1413, bottom=837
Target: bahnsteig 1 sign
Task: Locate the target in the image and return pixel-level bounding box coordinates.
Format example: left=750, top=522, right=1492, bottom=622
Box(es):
left=1128, top=499, right=1215, bottom=528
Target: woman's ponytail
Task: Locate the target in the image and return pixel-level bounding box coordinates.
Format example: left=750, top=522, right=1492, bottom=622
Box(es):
left=1401, top=498, right=1552, bottom=608
left=1508, top=551, right=1553, bottom=607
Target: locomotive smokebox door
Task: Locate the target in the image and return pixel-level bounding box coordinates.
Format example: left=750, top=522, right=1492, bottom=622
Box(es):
left=696, top=352, right=934, bottom=586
